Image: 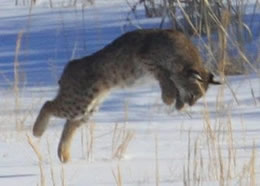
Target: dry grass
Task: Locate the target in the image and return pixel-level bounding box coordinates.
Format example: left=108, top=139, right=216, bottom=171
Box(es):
left=14, top=30, right=24, bottom=131
left=155, top=134, right=160, bottom=186
left=47, top=139, right=57, bottom=186
left=27, top=134, right=46, bottom=186
left=127, top=0, right=259, bottom=75
left=112, top=164, right=123, bottom=186
left=181, top=113, right=257, bottom=186
left=81, top=120, right=96, bottom=161
left=112, top=123, right=135, bottom=160
left=60, top=164, right=66, bottom=186
left=179, top=81, right=258, bottom=186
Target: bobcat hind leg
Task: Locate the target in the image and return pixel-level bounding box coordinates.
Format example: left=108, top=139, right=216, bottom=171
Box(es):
left=33, top=101, right=56, bottom=137
left=58, top=91, right=108, bottom=163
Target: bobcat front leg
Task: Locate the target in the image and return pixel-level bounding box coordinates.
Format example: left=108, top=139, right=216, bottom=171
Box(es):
left=159, top=76, right=177, bottom=105
left=159, top=77, right=185, bottom=110
left=154, top=68, right=177, bottom=106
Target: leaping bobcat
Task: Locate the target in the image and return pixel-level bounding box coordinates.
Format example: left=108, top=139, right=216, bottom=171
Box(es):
left=33, top=29, right=220, bottom=163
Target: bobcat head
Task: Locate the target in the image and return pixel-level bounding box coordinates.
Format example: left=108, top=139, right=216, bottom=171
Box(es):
left=137, top=29, right=221, bottom=110
left=171, top=67, right=220, bottom=110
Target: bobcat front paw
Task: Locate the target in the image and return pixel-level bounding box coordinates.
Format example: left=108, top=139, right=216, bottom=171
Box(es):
left=162, top=94, right=175, bottom=105
left=175, top=98, right=185, bottom=110
left=161, top=86, right=177, bottom=106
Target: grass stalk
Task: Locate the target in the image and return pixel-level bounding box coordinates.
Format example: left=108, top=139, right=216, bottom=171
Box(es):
left=14, top=30, right=24, bottom=131
left=47, top=139, right=57, bottom=186
left=112, top=164, right=123, bottom=186
left=27, top=134, right=45, bottom=186
left=112, top=124, right=135, bottom=160
left=60, top=164, right=66, bottom=186
left=155, top=134, right=160, bottom=186
left=249, top=142, right=256, bottom=186
left=86, top=121, right=95, bottom=161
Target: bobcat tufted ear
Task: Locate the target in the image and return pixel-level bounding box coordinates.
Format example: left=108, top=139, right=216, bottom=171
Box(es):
left=189, top=69, right=203, bottom=82
left=208, top=73, right=221, bottom=85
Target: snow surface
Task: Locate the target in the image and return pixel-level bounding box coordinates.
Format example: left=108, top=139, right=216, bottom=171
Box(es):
left=0, top=0, right=260, bottom=185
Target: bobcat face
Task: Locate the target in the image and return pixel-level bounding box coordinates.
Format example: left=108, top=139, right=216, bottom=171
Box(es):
left=171, top=67, right=220, bottom=110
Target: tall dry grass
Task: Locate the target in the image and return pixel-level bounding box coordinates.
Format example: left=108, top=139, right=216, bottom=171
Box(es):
left=181, top=110, right=257, bottom=186
left=13, top=30, right=26, bottom=131
left=112, top=164, right=123, bottom=186
left=80, top=120, right=96, bottom=161
left=112, top=123, right=135, bottom=160
left=154, top=134, right=160, bottom=186
left=127, top=0, right=258, bottom=75
left=9, top=0, right=259, bottom=185
left=27, top=134, right=46, bottom=186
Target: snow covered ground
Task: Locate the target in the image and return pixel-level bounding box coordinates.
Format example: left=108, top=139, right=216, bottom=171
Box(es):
left=0, top=0, right=260, bottom=185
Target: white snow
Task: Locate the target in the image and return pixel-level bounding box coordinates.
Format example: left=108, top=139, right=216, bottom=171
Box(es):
left=0, top=0, right=259, bottom=185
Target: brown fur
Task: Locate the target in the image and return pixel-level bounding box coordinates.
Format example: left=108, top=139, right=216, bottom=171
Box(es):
left=33, top=29, right=219, bottom=162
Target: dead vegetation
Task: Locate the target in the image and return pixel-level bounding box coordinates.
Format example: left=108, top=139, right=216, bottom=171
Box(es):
left=126, top=0, right=259, bottom=75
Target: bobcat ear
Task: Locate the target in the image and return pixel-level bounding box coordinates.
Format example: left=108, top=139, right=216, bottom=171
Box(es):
left=209, top=73, right=221, bottom=85
left=190, top=70, right=203, bottom=82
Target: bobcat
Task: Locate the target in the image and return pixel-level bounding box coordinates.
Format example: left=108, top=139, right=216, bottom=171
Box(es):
left=32, top=29, right=220, bottom=162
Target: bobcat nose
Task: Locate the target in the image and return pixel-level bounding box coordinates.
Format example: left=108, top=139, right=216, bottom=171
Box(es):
left=188, top=94, right=198, bottom=106
left=188, top=94, right=194, bottom=105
